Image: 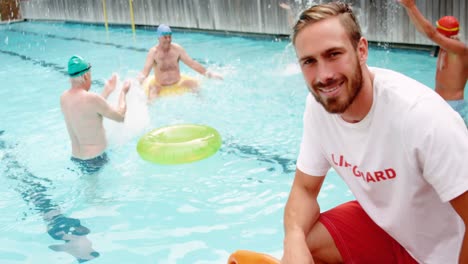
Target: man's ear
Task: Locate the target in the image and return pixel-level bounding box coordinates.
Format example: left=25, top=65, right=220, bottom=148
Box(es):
left=357, top=37, right=368, bottom=65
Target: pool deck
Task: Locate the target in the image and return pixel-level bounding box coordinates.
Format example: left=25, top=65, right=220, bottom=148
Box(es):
left=0, top=19, right=25, bottom=25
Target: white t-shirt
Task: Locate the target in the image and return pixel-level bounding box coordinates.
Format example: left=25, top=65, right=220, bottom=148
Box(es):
left=297, top=67, right=468, bottom=263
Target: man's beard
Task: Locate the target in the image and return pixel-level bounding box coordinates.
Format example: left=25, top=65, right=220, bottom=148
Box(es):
left=310, top=59, right=363, bottom=114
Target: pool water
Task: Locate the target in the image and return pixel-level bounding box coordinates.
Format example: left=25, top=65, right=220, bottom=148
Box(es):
left=0, top=21, right=464, bottom=263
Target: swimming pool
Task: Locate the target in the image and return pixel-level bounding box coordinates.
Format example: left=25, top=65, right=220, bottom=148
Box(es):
left=0, top=21, right=464, bottom=263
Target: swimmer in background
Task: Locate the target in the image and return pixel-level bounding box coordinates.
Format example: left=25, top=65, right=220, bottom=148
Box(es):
left=138, top=24, right=223, bottom=100
left=60, top=55, right=131, bottom=174
left=398, top=0, right=468, bottom=125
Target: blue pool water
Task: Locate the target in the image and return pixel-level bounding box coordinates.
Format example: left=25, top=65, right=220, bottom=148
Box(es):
left=0, top=21, right=465, bottom=263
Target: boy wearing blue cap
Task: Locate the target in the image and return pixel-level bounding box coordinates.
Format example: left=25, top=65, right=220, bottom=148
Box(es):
left=60, top=55, right=131, bottom=174
left=138, top=24, right=223, bottom=100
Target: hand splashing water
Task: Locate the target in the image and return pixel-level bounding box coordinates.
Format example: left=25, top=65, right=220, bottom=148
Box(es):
left=103, top=74, right=150, bottom=146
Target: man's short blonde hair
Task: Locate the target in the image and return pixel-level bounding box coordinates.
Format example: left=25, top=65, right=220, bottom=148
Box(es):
left=292, top=2, right=362, bottom=49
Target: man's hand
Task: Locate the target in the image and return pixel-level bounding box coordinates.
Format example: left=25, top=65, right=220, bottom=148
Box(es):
left=102, top=73, right=118, bottom=98
left=397, top=0, right=416, bottom=8
left=122, top=80, right=131, bottom=94
left=105, top=74, right=118, bottom=93
left=281, top=232, right=315, bottom=264
left=279, top=2, right=292, bottom=10
left=205, top=71, right=223, bottom=80
left=137, top=72, right=146, bottom=84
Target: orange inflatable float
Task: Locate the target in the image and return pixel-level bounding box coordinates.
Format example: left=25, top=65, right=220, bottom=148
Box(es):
left=227, top=250, right=280, bottom=264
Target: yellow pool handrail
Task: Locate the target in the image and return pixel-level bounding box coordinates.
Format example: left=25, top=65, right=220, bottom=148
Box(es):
left=102, top=0, right=108, bottom=31
left=129, top=0, right=136, bottom=35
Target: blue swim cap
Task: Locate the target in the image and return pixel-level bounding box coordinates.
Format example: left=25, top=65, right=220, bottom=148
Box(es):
left=67, top=55, right=91, bottom=77
left=157, top=24, right=172, bottom=38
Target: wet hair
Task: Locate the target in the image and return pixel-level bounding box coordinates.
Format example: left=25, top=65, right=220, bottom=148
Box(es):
left=292, top=2, right=362, bottom=49
left=70, top=71, right=89, bottom=86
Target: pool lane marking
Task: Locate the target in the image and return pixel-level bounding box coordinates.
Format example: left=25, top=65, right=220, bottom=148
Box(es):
left=7, top=28, right=148, bottom=53
left=0, top=49, right=104, bottom=86
left=0, top=132, right=100, bottom=261
left=224, top=142, right=296, bottom=173
left=5, top=28, right=213, bottom=65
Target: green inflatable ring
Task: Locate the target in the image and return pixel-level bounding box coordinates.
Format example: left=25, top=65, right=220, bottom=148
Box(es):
left=137, top=124, right=222, bottom=165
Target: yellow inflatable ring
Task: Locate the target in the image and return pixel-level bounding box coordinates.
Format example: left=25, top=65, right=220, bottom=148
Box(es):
left=137, top=124, right=222, bottom=165
left=143, top=75, right=198, bottom=97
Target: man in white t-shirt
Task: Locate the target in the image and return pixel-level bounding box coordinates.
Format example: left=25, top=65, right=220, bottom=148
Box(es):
left=281, top=2, right=468, bottom=264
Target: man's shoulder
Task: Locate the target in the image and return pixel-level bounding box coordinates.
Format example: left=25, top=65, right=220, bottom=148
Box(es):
left=372, top=67, right=432, bottom=96
left=60, top=89, right=71, bottom=98
left=61, top=88, right=85, bottom=99
left=171, top=42, right=182, bottom=48
left=69, top=90, right=102, bottom=103
left=149, top=46, right=158, bottom=53
left=61, top=89, right=101, bottom=109
left=370, top=67, right=447, bottom=117
left=170, top=43, right=185, bottom=53
left=60, top=89, right=71, bottom=105
left=85, top=91, right=105, bottom=102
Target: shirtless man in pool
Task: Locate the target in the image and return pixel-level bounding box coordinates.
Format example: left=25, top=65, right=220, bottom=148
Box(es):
left=138, top=24, right=222, bottom=100
left=61, top=55, right=130, bottom=173
left=399, top=0, right=467, bottom=124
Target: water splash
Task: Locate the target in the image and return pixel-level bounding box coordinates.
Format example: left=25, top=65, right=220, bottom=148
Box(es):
left=276, top=42, right=301, bottom=76
left=104, top=73, right=150, bottom=146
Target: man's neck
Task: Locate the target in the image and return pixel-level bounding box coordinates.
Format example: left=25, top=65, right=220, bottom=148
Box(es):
left=159, top=43, right=171, bottom=52
left=71, top=84, right=88, bottom=92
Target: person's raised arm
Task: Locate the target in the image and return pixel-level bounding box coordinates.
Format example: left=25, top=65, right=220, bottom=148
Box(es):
left=95, top=80, right=130, bottom=122
left=138, top=48, right=156, bottom=84
left=282, top=169, right=325, bottom=264
left=450, top=191, right=468, bottom=264
left=178, top=45, right=223, bottom=80
left=398, top=0, right=467, bottom=55
left=279, top=2, right=295, bottom=28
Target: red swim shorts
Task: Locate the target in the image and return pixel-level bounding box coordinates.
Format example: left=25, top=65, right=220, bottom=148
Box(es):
left=319, top=200, right=418, bottom=264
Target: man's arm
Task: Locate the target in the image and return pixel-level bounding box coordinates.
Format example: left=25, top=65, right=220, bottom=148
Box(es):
left=178, top=46, right=223, bottom=79
left=398, top=0, right=467, bottom=55
left=138, top=48, right=156, bottom=83
left=279, top=2, right=295, bottom=28
left=282, top=169, right=325, bottom=264
left=450, top=191, right=468, bottom=264
left=95, top=81, right=130, bottom=122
